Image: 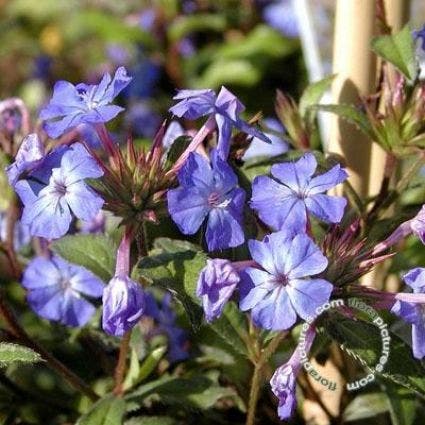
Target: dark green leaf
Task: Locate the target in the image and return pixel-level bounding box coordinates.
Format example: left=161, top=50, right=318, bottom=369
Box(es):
left=76, top=395, right=126, bottom=425
left=168, top=14, right=226, bottom=41
left=0, top=343, right=42, bottom=366
left=209, top=303, right=249, bottom=358
left=383, top=384, right=417, bottom=425
left=343, top=392, right=389, bottom=422
left=134, top=238, right=206, bottom=329
left=310, top=104, right=373, bottom=137
left=371, top=25, right=418, bottom=81
left=125, top=417, right=177, bottom=425
left=52, top=234, right=118, bottom=281
left=126, top=374, right=239, bottom=410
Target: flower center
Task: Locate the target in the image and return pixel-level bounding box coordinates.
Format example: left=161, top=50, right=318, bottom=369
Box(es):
left=208, top=192, right=230, bottom=208
left=59, top=278, right=72, bottom=291
left=275, top=274, right=289, bottom=286
left=54, top=181, right=67, bottom=196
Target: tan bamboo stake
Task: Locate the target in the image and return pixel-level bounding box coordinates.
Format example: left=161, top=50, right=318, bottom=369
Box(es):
left=364, top=0, right=411, bottom=290
left=301, top=3, right=378, bottom=422
left=368, top=0, right=411, bottom=197
left=328, top=0, right=377, bottom=198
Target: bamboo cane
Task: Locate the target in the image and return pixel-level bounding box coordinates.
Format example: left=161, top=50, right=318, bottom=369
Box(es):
left=368, top=0, right=411, bottom=198
left=328, top=0, right=377, bottom=197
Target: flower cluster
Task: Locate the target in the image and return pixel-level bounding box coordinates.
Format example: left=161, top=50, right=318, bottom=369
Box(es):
left=4, top=64, right=425, bottom=423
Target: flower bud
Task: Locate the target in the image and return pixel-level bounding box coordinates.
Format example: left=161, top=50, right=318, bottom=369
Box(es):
left=196, top=258, right=240, bottom=322
left=102, top=274, right=145, bottom=337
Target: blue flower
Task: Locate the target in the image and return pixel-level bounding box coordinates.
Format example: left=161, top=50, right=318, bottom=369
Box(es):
left=242, top=118, right=288, bottom=161
left=0, top=213, right=30, bottom=251
left=251, top=153, right=347, bottom=232
left=262, top=0, right=299, bottom=38
left=239, top=231, right=333, bottom=330
left=413, top=25, right=425, bottom=50
left=39, top=67, right=132, bottom=138
left=102, top=274, right=146, bottom=337
left=169, top=87, right=271, bottom=159
left=22, top=255, right=104, bottom=327
left=15, top=143, right=104, bottom=240
left=391, top=268, right=425, bottom=359
left=145, top=293, right=189, bottom=362
left=196, top=258, right=240, bottom=322
left=6, top=134, right=45, bottom=187
left=167, top=151, right=245, bottom=251
left=270, top=362, right=297, bottom=419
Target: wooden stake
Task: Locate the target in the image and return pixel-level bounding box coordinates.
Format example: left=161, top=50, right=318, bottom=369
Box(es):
left=368, top=0, right=410, bottom=197
left=328, top=0, right=377, bottom=197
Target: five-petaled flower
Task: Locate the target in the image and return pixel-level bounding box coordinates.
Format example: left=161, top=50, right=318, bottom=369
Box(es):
left=39, top=67, right=132, bottom=138
left=169, top=87, right=271, bottom=159
left=251, top=152, right=347, bottom=232
left=167, top=150, right=245, bottom=251
left=15, top=143, right=104, bottom=240
left=239, top=231, right=333, bottom=330
left=22, top=255, right=104, bottom=327
left=391, top=267, right=425, bottom=359
left=196, top=258, right=240, bottom=322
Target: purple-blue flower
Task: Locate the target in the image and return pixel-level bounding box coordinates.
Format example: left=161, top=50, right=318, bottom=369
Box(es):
left=15, top=143, right=104, bottom=239
left=196, top=258, right=240, bottom=322
left=413, top=25, right=425, bottom=50
left=169, top=87, right=271, bottom=159
left=391, top=268, right=425, bottom=359
left=270, top=325, right=316, bottom=420
left=251, top=153, right=347, bottom=232
left=6, top=134, right=45, bottom=187
left=167, top=151, right=245, bottom=251
left=22, top=255, right=104, bottom=327
left=145, top=293, right=189, bottom=362
left=239, top=231, right=333, bottom=330
left=102, top=274, right=145, bottom=337
left=262, top=0, right=299, bottom=38
left=242, top=118, right=288, bottom=161
left=270, top=362, right=297, bottom=419
left=39, top=67, right=132, bottom=138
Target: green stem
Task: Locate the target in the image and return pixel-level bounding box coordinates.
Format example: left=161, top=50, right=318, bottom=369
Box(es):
left=246, top=360, right=263, bottom=425
left=113, top=330, right=132, bottom=396
left=245, top=332, right=287, bottom=425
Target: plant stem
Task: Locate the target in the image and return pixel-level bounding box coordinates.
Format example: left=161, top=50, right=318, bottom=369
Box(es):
left=245, top=333, right=287, bottom=425
left=246, top=360, right=263, bottom=425
left=113, top=330, right=131, bottom=396
left=0, top=296, right=98, bottom=401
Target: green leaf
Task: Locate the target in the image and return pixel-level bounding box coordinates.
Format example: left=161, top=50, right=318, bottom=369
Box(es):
left=73, top=11, right=155, bottom=47
left=310, top=104, right=373, bottom=137
left=52, top=234, right=118, bottom=281
left=123, top=346, right=167, bottom=391
left=168, top=14, right=226, bottom=41
left=384, top=384, right=417, bottom=425
left=0, top=343, right=42, bottom=366
left=126, top=374, right=239, bottom=410
left=343, top=392, right=389, bottom=422
left=125, top=417, right=177, bottom=425
left=217, top=25, right=297, bottom=61
left=328, top=316, right=425, bottom=395
left=134, top=238, right=206, bottom=329
left=195, top=59, right=260, bottom=88
left=209, top=303, right=249, bottom=358
left=299, top=75, right=335, bottom=118
left=371, top=25, right=418, bottom=81
left=76, top=395, right=125, bottom=425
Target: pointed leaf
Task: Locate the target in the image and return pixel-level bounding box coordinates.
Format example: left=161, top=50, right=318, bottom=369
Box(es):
left=371, top=25, right=418, bottom=81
